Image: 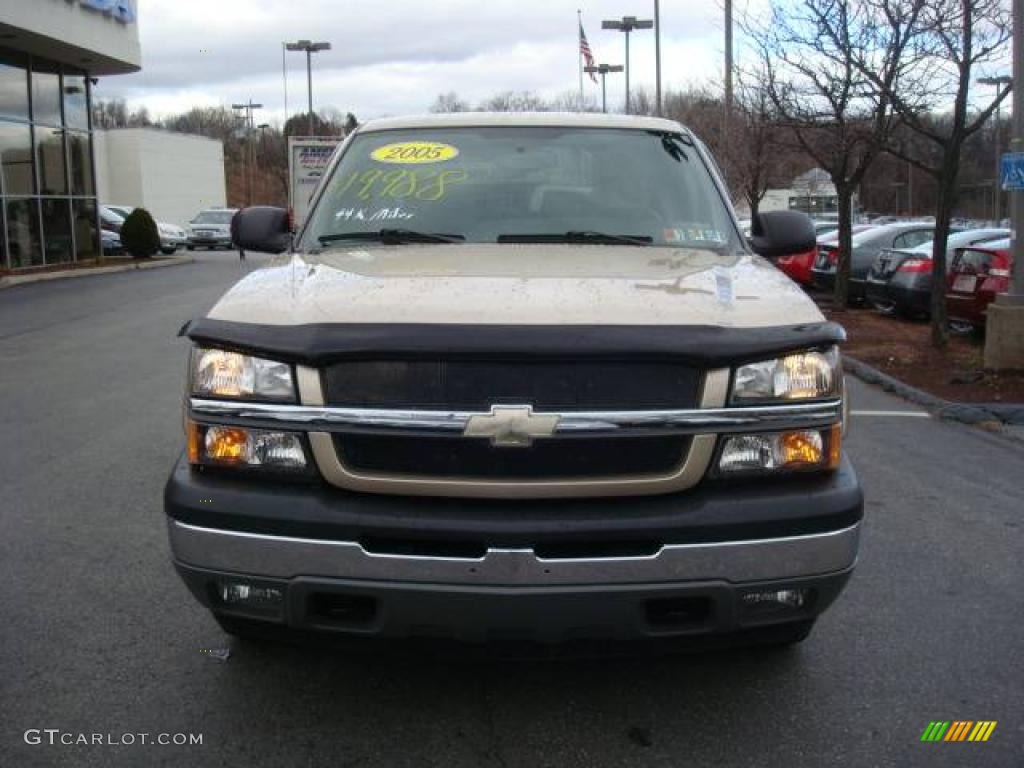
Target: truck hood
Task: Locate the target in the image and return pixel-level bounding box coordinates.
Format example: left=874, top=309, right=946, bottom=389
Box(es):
left=207, top=243, right=823, bottom=328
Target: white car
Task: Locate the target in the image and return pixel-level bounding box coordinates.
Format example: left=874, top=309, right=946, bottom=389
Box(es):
left=106, top=205, right=188, bottom=254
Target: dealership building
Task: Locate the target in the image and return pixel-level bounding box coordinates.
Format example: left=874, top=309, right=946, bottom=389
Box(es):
left=1, top=2, right=227, bottom=273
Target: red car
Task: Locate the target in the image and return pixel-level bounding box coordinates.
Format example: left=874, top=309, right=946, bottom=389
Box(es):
left=774, top=246, right=817, bottom=286
left=945, top=239, right=1012, bottom=331
left=779, top=225, right=874, bottom=288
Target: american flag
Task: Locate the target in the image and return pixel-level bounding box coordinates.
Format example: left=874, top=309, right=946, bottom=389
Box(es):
left=579, top=23, right=597, bottom=82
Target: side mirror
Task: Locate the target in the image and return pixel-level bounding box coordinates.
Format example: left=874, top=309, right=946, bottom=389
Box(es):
left=230, top=206, right=291, bottom=254
left=748, top=211, right=816, bottom=258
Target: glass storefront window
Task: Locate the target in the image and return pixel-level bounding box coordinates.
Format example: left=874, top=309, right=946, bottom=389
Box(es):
left=6, top=198, right=42, bottom=267
left=73, top=199, right=99, bottom=261
left=41, top=198, right=73, bottom=264
left=0, top=55, right=30, bottom=121
left=0, top=120, right=34, bottom=195
left=68, top=131, right=94, bottom=196
left=31, top=67, right=62, bottom=127
left=63, top=74, right=90, bottom=131
left=0, top=57, right=98, bottom=270
left=36, top=127, right=67, bottom=195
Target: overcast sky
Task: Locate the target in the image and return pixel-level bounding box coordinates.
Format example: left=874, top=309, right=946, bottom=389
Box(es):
left=98, top=1, right=743, bottom=123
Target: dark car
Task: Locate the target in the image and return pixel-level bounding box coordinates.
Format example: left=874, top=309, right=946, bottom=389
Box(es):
left=811, top=222, right=938, bottom=301
left=945, top=239, right=1012, bottom=332
left=865, top=228, right=1009, bottom=317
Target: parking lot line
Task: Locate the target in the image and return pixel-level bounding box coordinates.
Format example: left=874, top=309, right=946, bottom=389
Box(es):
left=850, top=410, right=931, bottom=418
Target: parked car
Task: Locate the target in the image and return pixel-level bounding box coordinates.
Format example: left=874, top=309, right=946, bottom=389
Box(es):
left=167, top=113, right=861, bottom=649
left=945, top=238, right=1012, bottom=332
left=100, top=228, right=123, bottom=256
left=811, top=222, right=939, bottom=301
left=865, top=228, right=1009, bottom=317
left=99, top=205, right=125, bottom=234
left=187, top=208, right=238, bottom=250
left=106, top=204, right=189, bottom=255
left=774, top=223, right=871, bottom=286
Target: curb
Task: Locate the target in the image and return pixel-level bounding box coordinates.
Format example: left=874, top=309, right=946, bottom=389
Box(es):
left=844, top=356, right=1024, bottom=426
left=0, top=256, right=195, bottom=290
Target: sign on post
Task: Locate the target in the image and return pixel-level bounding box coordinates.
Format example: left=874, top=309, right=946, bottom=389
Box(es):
left=288, top=137, right=343, bottom=228
left=1000, top=152, right=1024, bottom=191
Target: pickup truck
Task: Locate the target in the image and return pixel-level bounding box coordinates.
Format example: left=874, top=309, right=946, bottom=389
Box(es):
left=166, top=113, right=861, bottom=648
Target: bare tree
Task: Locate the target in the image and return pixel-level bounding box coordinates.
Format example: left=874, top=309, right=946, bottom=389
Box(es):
left=858, top=0, right=1011, bottom=346
left=429, top=92, right=470, bottom=113
left=730, top=77, right=804, bottom=217
left=744, top=0, right=921, bottom=307
left=478, top=91, right=550, bottom=112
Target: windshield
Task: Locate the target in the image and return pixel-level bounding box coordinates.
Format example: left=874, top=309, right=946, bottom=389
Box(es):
left=301, top=127, right=740, bottom=251
left=193, top=211, right=234, bottom=225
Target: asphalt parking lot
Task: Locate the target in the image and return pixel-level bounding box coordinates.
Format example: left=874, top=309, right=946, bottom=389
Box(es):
left=1, top=252, right=1021, bottom=767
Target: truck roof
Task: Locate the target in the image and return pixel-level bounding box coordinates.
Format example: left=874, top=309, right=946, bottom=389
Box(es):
left=355, top=112, right=688, bottom=134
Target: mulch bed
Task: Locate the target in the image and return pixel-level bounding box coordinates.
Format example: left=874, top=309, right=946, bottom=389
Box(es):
left=821, top=303, right=1024, bottom=403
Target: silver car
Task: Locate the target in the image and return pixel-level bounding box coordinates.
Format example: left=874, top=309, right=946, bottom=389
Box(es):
left=187, top=208, right=238, bottom=250
left=106, top=205, right=189, bottom=255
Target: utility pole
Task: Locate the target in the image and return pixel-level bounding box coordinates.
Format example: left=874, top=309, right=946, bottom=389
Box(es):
left=232, top=100, right=262, bottom=206
left=724, top=0, right=734, bottom=137
left=983, top=0, right=1024, bottom=369
left=602, top=16, right=653, bottom=114
left=654, top=0, right=662, bottom=116
left=978, top=75, right=1012, bottom=222
left=285, top=40, right=331, bottom=135
left=585, top=64, right=624, bottom=113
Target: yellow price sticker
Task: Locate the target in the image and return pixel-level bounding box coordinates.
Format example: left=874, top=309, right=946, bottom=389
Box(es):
left=371, top=141, right=459, bottom=164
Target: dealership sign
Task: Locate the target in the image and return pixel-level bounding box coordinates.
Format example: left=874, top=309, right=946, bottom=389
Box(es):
left=289, top=138, right=344, bottom=226
left=68, top=0, right=137, bottom=24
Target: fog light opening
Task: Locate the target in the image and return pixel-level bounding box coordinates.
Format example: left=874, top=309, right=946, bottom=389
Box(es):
left=739, top=587, right=813, bottom=622
left=216, top=579, right=284, bottom=613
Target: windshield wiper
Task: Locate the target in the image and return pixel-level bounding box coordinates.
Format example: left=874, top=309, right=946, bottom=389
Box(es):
left=497, top=231, right=652, bottom=246
left=318, top=229, right=465, bottom=245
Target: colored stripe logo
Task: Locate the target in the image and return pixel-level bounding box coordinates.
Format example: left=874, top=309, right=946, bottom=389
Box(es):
left=921, top=721, right=997, bottom=742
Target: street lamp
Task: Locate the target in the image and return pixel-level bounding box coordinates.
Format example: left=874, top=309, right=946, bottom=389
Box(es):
left=602, top=16, right=653, bottom=114
left=654, top=0, right=662, bottom=116
left=978, top=75, right=1013, bottom=222
left=584, top=64, right=624, bottom=113
left=285, top=40, right=331, bottom=136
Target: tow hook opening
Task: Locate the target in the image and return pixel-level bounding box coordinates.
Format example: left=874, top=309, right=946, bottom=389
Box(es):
left=645, top=596, right=713, bottom=629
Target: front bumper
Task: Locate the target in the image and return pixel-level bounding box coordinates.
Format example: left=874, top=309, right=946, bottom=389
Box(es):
left=188, top=234, right=232, bottom=247
left=166, top=455, right=862, bottom=642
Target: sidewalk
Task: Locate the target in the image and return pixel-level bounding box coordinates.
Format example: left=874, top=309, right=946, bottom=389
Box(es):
left=0, top=255, right=194, bottom=290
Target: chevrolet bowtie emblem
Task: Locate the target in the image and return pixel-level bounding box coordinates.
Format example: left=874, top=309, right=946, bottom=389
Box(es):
left=462, top=405, right=561, bottom=447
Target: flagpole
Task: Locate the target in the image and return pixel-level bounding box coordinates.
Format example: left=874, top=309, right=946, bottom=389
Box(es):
left=578, top=9, right=584, bottom=108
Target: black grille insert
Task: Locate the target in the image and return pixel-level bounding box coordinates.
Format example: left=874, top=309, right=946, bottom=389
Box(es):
left=322, top=360, right=702, bottom=411
left=334, top=434, right=691, bottom=479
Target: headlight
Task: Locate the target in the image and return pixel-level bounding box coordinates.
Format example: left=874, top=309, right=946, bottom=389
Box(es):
left=188, top=422, right=308, bottom=471
left=717, top=426, right=841, bottom=476
left=190, top=348, right=295, bottom=401
left=731, top=347, right=841, bottom=403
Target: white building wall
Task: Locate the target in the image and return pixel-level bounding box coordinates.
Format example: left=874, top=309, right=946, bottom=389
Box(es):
left=95, top=129, right=226, bottom=227
left=0, top=1, right=141, bottom=74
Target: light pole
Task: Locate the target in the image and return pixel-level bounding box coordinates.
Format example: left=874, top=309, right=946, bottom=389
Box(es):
left=984, top=0, right=1024, bottom=369
left=654, top=0, right=662, bottom=116
left=602, top=16, right=653, bottom=114
left=285, top=40, right=331, bottom=136
left=584, top=64, right=624, bottom=113
left=978, top=75, right=1012, bottom=222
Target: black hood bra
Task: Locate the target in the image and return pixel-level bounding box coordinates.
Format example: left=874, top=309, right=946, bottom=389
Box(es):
left=182, top=317, right=845, bottom=367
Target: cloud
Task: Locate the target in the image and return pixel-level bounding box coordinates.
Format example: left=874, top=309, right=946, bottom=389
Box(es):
left=99, top=0, right=730, bottom=120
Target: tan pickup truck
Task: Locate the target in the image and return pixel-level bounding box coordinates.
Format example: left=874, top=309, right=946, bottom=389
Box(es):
left=166, top=113, right=861, bottom=648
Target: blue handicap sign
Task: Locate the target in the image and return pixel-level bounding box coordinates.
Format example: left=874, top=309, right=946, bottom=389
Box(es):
left=1000, top=152, right=1024, bottom=191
